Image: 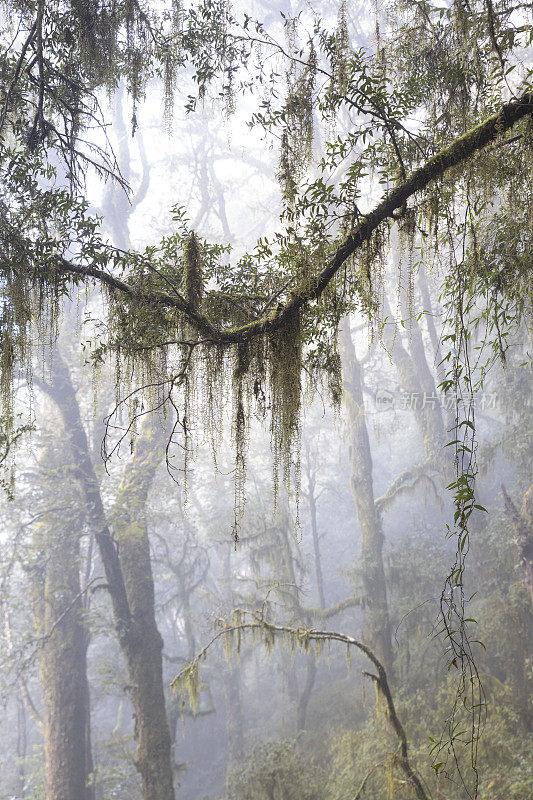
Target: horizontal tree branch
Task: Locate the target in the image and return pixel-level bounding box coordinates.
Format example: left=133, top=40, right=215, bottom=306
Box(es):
left=54, top=92, right=533, bottom=344
left=375, top=459, right=436, bottom=514
left=300, top=594, right=360, bottom=621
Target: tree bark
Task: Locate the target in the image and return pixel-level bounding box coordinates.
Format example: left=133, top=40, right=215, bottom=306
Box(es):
left=33, top=444, right=93, bottom=800
left=221, top=548, right=245, bottom=765
left=43, top=352, right=176, bottom=800
left=382, top=293, right=445, bottom=458
left=297, top=455, right=324, bottom=730
left=51, top=92, right=533, bottom=345
left=112, top=421, right=176, bottom=800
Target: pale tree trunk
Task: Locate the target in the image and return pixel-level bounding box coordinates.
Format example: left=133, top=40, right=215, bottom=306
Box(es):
left=339, top=322, right=393, bottom=673
left=382, top=293, right=445, bottom=458
left=501, top=483, right=533, bottom=730
left=296, top=452, right=323, bottom=730
left=16, top=691, right=27, bottom=797
left=296, top=654, right=317, bottom=732
left=275, top=510, right=301, bottom=703
left=32, top=441, right=93, bottom=800
left=306, top=453, right=326, bottom=610
left=101, top=82, right=150, bottom=252
left=221, top=548, right=245, bottom=765
left=224, top=667, right=245, bottom=765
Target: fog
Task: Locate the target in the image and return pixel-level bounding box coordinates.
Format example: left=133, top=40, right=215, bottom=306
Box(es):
left=0, top=2, right=531, bottom=800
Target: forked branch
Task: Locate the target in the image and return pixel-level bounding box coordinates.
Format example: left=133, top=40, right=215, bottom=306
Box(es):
left=52, top=92, right=533, bottom=345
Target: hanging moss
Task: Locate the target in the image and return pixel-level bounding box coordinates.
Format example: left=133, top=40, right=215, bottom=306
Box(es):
left=332, top=0, right=350, bottom=97
left=269, top=311, right=302, bottom=498
left=232, top=342, right=251, bottom=538
left=181, top=232, right=203, bottom=311
left=277, top=42, right=317, bottom=207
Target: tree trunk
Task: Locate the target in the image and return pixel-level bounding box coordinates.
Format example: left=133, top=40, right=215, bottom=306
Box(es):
left=15, top=690, right=27, bottom=797
left=44, top=352, right=176, bottom=800
left=112, top=421, right=176, bottom=800
left=339, top=322, right=393, bottom=673
left=296, top=656, right=317, bottom=731
left=501, top=483, right=533, bottom=730
left=33, top=444, right=93, bottom=800
left=221, top=548, right=245, bottom=765
left=297, top=459, right=323, bottom=730
left=224, top=668, right=245, bottom=764
left=306, top=462, right=326, bottom=609
left=381, top=294, right=445, bottom=458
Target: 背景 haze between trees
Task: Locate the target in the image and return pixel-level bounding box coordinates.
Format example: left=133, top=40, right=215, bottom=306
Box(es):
left=0, top=1, right=532, bottom=799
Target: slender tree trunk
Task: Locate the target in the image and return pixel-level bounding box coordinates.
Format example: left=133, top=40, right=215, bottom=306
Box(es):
left=297, top=459, right=323, bottom=730
left=339, top=322, right=393, bottom=673
left=296, top=656, right=317, bottom=731
left=501, top=483, right=533, bottom=730
left=224, top=668, right=245, bottom=764
left=382, top=294, right=445, bottom=458
left=275, top=511, right=300, bottom=703
left=221, top=548, right=245, bottom=765
left=16, top=691, right=27, bottom=797
left=307, top=466, right=326, bottom=610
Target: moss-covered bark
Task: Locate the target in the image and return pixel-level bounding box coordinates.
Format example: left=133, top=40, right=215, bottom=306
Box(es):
left=112, top=421, right=175, bottom=800
left=53, top=93, right=533, bottom=345
left=44, top=351, right=176, bottom=800
left=33, top=442, right=93, bottom=800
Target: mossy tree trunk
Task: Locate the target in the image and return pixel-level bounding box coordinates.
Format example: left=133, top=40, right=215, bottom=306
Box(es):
left=91, top=87, right=173, bottom=797
left=112, top=421, right=176, bottom=800
left=33, top=441, right=93, bottom=800
left=43, top=351, right=176, bottom=800
left=339, top=322, right=393, bottom=673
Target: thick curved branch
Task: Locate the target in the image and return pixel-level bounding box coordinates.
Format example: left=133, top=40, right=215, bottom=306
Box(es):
left=173, top=617, right=431, bottom=800
left=55, top=92, right=532, bottom=344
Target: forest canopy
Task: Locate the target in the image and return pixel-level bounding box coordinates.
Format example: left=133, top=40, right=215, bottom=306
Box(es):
left=0, top=2, right=531, bottom=800
left=1, top=0, right=531, bottom=460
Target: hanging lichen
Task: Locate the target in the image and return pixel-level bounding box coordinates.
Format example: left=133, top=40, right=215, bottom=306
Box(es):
left=269, top=310, right=302, bottom=500
left=232, top=342, right=251, bottom=538
left=181, top=232, right=203, bottom=312
left=277, top=41, right=317, bottom=207
left=331, top=0, right=351, bottom=97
